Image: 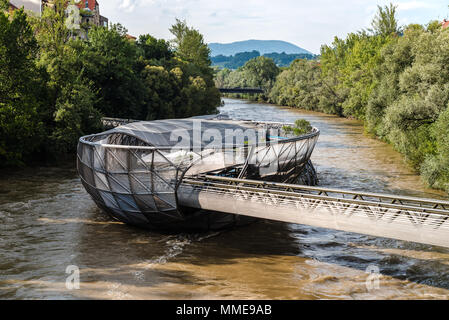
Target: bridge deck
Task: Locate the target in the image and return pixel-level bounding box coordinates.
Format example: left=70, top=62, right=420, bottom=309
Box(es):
left=178, top=175, right=449, bottom=248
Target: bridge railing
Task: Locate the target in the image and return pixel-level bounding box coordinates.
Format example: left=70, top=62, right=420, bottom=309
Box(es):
left=218, top=87, right=265, bottom=94
left=178, top=175, right=449, bottom=248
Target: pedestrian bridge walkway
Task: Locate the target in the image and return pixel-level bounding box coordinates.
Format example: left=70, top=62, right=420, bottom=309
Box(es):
left=178, top=175, right=449, bottom=248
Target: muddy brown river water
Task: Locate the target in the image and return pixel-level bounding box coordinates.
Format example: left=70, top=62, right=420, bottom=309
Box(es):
left=1, top=98, right=448, bottom=299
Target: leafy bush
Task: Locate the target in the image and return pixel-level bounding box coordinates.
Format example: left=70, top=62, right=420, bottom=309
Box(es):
left=0, top=8, right=45, bottom=166
left=282, top=119, right=312, bottom=136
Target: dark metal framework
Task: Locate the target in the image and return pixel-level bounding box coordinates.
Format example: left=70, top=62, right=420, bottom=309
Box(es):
left=218, top=88, right=265, bottom=94
left=77, top=119, right=320, bottom=228
left=102, top=117, right=139, bottom=129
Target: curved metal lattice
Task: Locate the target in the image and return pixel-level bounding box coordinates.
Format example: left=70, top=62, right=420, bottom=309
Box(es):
left=77, top=119, right=320, bottom=228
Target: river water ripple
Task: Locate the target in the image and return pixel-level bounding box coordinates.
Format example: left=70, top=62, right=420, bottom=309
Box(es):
left=0, top=98, right=448, bottom=299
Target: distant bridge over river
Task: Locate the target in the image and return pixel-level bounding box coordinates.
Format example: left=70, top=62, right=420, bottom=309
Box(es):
left=219, top=87, right=264, bottom=94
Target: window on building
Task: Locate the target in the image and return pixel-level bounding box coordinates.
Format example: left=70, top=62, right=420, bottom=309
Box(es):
left=85, top=0, right=88, bottom=8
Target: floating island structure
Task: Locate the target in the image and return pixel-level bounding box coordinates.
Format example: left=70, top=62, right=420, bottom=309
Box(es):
left=77, top=115, right=320, bottom=231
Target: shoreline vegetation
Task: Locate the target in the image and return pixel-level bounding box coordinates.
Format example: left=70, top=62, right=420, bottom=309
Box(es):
left=215, top=4, right=449, bottom=194
left=0, top=0, right=220, bottom=168
left=1, top=1, right=448, bottom=195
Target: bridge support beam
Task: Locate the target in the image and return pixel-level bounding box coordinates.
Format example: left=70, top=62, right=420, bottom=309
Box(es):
left=219, top=88, right=264, bottom=94
left=178, top=178, right=449, bottom=248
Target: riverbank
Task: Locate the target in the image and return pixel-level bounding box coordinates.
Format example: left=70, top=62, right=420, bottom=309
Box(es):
left=216, top=16, right=449, bottom=194
left=225, top=95, right=449, bottom=196
left=220, top=92, right=267, bottom=102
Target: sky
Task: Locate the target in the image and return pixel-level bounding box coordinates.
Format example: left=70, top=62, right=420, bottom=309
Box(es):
left=100, top=0, right=449, bottom=54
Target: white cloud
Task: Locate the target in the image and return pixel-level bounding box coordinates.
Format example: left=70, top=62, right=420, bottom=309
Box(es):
left=119, top=0, right=137, bottom=13
left=100, top=0, right=449, bottom=54
left=397, top=1, right=436, bottom=11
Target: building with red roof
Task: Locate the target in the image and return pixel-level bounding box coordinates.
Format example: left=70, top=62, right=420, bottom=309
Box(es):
left=126, top=34, right=137, bottom=41
left=76, top=0, right=98, bottom=12
left=8, top=2, right=18, bottom=11
left=442, top=19, right=449, bottom=29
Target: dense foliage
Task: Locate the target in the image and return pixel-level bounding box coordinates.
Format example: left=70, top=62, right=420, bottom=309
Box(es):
left=0, top=6, right=46, bottom=165
left=264, top=52, right=316, bottom=67
left=211, top=50, right=316, bottom=69
left=215, top=56, right=280, bottom=89
left=216, top=4, right=449, bottom=192
left=282, top=119, right=313, bottom=136
left=215, top=56, right=280, bottom=101
left=212, top=50, right=260, bottom=69
left=0, top=1, right=220, bottom=167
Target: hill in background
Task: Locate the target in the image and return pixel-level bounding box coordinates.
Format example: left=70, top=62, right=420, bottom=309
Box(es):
left=211, top=50, right=316, bottom=69
left=208, top=40, right=312, bottom=56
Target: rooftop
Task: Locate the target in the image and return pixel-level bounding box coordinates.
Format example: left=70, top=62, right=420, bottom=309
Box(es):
left=442, top=19, right=449, bottom=29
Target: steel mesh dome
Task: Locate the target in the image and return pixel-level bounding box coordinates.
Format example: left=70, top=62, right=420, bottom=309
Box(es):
left=77, top=116, right=320, bottom=229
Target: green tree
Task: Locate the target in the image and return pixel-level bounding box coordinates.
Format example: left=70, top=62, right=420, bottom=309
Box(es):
left=0, top=0, right=8, bottom=11
left=0, top=8, right=45, bottom=166
left=214, top=68, right=232, bottom=88
left=214, top=56, right=279, bottom=101
left=31, top=0, right=72, bottom=56
left=382, top=29, right=449, bottom=168
left=49, top=77, right=103, bottom=154
left=137, top=34, right=173, bottom=64
left=141, top=65, right=181, bottom=120
left=366, top=25, right=422, bottom=137
left=79, top=24, right=146, bottom=119
left=340, top=33, right=390, bottom=119
left=31, top=2, right=103, bottom=155
left=223, top=50, right=260, bottom=69
left=370, top=3, right=400, bottom=36
left=421, top=106, right=449, bottom=192
left=170, top=19, right=211, bottom=69
left=269, top=59, right=321, bottom=110
left=168, top=19, right=220, bottom=116
left=242, top=56, right=280, bottom=90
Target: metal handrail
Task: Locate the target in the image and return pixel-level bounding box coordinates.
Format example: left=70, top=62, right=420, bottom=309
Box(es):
left=202, top=175, right=449, bottom=205
left=181, top=175, right=449, bottom=214
left=79, top=126, right=320, bottom=150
